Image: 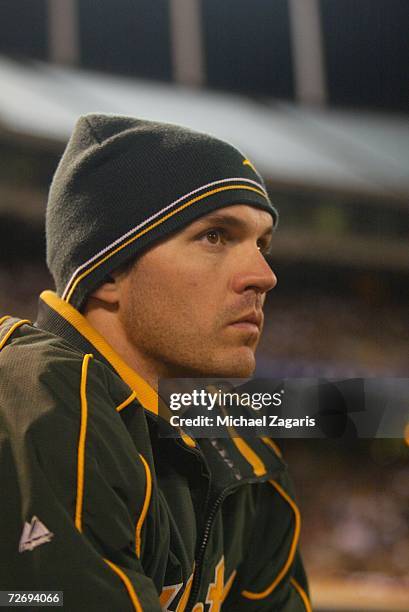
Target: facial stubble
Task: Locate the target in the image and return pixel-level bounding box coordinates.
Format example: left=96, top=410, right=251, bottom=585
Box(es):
left=121, top=277, right=261, bottom=379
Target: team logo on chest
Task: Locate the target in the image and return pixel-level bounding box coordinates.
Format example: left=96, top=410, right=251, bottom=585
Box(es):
left=160, top=556, right=236, bottom=612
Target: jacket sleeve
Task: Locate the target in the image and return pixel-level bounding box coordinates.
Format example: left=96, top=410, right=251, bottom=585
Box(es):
left=0, top=353, right=162, bottom=612
left=222, top=471, right=311, bottom=611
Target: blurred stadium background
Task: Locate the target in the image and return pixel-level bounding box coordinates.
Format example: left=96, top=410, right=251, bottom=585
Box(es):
left=0, top=1, right=408, bottom=609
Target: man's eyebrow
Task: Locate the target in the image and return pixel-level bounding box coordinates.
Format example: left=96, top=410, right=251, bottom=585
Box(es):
left=191, top=212, right=273, bottom=236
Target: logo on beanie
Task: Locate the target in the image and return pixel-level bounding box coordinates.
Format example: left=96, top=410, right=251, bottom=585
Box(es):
left=243, top=158, right=258, bottom=175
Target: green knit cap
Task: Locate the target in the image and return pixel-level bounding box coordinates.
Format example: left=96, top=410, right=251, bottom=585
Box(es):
left=46, top=113, right=278, bottom=310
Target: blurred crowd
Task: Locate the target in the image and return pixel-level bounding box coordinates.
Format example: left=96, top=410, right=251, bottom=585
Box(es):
left=283, top=439, right=409, bottom=586
left=261, top=295, right=409, bottom=376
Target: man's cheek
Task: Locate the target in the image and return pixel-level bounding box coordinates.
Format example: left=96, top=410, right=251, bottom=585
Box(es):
left=184, top=275, right=203, bottom=290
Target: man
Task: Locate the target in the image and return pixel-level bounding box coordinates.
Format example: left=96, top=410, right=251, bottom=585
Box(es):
left=0, top=115, right=310, bottom=610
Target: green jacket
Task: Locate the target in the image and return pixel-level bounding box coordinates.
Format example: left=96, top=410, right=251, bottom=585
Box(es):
left=0, top=291, right=310, bottom=611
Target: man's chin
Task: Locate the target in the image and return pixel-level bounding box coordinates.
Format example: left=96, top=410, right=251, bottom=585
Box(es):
left=211, top=348, right=256, bottom=378
left=168, top=346, right=257, bottom=378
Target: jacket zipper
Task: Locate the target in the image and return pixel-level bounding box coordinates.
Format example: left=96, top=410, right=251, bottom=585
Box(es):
left=185, top=487, right=230, bottom=612
left=185, top=469, right=280, bottom=612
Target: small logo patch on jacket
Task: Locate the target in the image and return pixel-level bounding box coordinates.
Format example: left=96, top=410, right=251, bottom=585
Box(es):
left=19, top=516, right=54, bottom=552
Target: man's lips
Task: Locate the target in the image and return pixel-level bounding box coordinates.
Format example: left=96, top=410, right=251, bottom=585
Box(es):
left=229, top=312, right=263, bottom=333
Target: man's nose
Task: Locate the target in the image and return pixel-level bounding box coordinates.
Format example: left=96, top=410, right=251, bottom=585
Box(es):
left=232, top=250, right=278, bottom=295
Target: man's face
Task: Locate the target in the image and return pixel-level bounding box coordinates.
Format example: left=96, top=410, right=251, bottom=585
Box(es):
left=118, top=204, right=277, bottom=378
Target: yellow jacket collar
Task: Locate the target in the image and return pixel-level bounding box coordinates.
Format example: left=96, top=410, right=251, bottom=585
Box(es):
left=40, top=290, right=159, bottom=415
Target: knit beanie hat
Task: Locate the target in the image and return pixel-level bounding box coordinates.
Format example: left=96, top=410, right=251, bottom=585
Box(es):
left=46, top=113, right=278, bottom=310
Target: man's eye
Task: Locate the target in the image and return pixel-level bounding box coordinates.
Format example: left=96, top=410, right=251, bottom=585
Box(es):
left=257, top=239, right=271, bottom=257
left=205, top=229, right=223, bottom=245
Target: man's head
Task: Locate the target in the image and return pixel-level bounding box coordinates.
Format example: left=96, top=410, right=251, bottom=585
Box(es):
left=87, top=204, right=276, bottom=379
left=46, top=114, right=279, bottom=379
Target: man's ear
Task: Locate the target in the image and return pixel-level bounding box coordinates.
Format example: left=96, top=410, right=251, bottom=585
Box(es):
left=88, top=274, right=121, bottom=306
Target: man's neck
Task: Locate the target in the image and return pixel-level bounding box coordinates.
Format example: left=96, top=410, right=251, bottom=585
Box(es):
left=83, top=304, right=160, bottom=391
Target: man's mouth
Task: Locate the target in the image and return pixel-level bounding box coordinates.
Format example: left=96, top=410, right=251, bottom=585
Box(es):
left=229, top=312, right=263, bottom=334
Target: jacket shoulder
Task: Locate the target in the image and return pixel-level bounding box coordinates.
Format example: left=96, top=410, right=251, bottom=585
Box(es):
left=0, top=316, right=85, bottom=370
left=0, top=316, right=132, bottom=428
